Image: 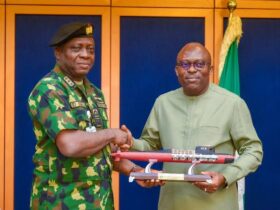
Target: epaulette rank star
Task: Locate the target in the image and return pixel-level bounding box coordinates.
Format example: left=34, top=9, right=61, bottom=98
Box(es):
left=64, top=76, right=75, bottom=87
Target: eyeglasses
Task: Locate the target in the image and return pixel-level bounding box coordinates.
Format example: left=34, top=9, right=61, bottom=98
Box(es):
left=176, top=60, right=209, bottom=71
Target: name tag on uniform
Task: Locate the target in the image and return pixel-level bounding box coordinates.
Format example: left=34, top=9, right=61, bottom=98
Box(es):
left=94, top=96, right=107, bottom=108
left=70, top=101, right=86, bottom=108
left=96, top=102, right=107, bottom=108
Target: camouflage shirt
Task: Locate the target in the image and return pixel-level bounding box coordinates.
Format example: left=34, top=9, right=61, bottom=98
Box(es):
left=28, top=65, right=114, bottom=209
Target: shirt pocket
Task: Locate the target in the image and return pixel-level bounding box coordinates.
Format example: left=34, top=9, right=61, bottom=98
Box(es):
left=192, top=124, right=228, bottom=147
left=70, top=107, right=91, bottom=130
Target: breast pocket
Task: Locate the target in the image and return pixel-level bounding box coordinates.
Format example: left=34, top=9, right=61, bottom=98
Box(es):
left=192, top=125, right=229, bottom=147
left=70, top=107, right=90, bottom=130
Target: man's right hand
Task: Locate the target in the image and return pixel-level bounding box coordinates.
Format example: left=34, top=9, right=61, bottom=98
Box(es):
left=119, top=124, right=133, bottom=151
left=109, top=125, right=133, bottom=151
left=110, top=128, right=130, bottom=146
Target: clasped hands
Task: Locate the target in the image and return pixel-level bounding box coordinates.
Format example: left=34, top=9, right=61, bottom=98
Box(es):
left=110, top=124, right=133, bottom=151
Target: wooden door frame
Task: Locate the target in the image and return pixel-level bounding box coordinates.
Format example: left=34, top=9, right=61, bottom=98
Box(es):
left=215, top=0, right=280, bottom=9
left=5, top=5, right=111, bottom=210
left=112, top=0, right=214, bottom=8
left=6, top=0, right=110, bottom=6
left=0, top=4, right=5, bottom=210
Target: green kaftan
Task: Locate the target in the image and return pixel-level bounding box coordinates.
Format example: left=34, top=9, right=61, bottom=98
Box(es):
left=132, top=83, right=263, bottom=210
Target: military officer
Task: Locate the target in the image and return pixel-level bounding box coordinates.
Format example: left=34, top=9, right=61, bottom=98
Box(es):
left=27, top=22, right=145, bottom=210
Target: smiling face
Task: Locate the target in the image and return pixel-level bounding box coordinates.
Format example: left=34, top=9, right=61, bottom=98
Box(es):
left=175, top=43, right=212, bottom=96
left=55, top=37, right=95, bottom=81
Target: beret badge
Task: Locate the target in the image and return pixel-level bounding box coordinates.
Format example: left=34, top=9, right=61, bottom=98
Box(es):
left=86, top=25, right=93, bottom=35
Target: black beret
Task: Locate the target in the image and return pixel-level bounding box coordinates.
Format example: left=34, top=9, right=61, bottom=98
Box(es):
left=49, top=22, right=94, bottom=47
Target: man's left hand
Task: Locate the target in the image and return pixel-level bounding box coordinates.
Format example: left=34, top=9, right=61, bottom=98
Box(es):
left=192, top=171, right=226, bottom=193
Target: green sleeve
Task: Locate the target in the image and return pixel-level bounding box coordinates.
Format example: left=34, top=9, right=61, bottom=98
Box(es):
left=28, top=82, right=78, bottom=141
left=131, top=99, right=162, bottom=151
left=221, top=99, right=263, bottom=186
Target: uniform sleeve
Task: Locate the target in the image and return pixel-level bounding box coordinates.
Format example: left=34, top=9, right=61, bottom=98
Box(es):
left=221, top=98, right=263, bottom=186
left=131, top=99, right=162, bottom=151
left=28, top=82, right=78, bottom=141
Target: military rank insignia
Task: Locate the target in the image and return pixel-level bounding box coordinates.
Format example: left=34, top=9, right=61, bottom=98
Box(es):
left=86, top=25, right=93, bottom=35
left=63, top=76, right=75, bottom=87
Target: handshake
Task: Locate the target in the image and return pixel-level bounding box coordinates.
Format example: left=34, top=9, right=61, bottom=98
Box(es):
left=109, top=124, right=133, bottom=151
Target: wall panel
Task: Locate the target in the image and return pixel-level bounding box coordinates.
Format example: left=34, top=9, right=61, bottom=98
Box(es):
left=215, top=8, right=280, bottom=210
left=111, top=7, right=213, bottom=210
left=111, top=7, right=214, bottom=123
left=0, top=5, right=5, bottom=210
left=5, top=5, right=111, bottom=210
left=111, top=7, right=214, bottom=147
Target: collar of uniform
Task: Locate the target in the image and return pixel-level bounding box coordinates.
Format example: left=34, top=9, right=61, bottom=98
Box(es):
left=53, top=64, right=95, bottom=91
left=53, top=64, right=77, bottom=88
left=82, top=77, right=94, bottom=90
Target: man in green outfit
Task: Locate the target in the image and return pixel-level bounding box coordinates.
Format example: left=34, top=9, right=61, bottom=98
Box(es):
left=130, top=42, right=263, bottom=210
left=27, top=22, right=146, bottom=210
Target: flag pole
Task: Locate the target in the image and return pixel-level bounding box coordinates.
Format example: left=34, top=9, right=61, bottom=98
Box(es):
left=218, top=0, right=242, bottom=81
left=218, top=1, right=244, bottom=207
left=228, top=0, right=237, bottom=21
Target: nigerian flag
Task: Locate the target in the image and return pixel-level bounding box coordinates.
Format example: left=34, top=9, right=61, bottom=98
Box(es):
left=218, top=14, right=244, bottom=210
left=218, top=13, right=242, bottom=96
left=219, top=39, right=240, bottom=95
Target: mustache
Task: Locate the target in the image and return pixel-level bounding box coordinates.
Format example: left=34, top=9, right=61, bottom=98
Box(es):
left=184, top=76, right=200, bottom=79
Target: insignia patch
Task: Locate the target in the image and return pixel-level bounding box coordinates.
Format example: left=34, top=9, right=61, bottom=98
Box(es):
left=96, top=102, right=107, bottom=108
left=92, top=109, right=103, bottom=128
left=86, top=25, right=93, bottom=35
left=70, top=101, right=86, bottom=108
left=94, top=97, right=107, bottom=108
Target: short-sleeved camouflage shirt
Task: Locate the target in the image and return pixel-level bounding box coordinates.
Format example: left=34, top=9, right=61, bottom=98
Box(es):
left=28, top=65, right=114, bottom=209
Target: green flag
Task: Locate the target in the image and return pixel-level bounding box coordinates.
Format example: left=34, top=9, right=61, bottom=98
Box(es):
left=218, top=14, right=242, bottom=96
left=219, top=39, right=240, bottom=95
left=218, top=14, right=244, bottom=210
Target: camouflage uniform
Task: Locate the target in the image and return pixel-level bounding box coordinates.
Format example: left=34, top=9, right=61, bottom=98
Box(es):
left=28, top=65, right=114, bottom=210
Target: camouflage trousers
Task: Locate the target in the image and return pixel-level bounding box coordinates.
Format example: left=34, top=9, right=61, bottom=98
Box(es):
left=30, top=179, right=114, bottom=210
